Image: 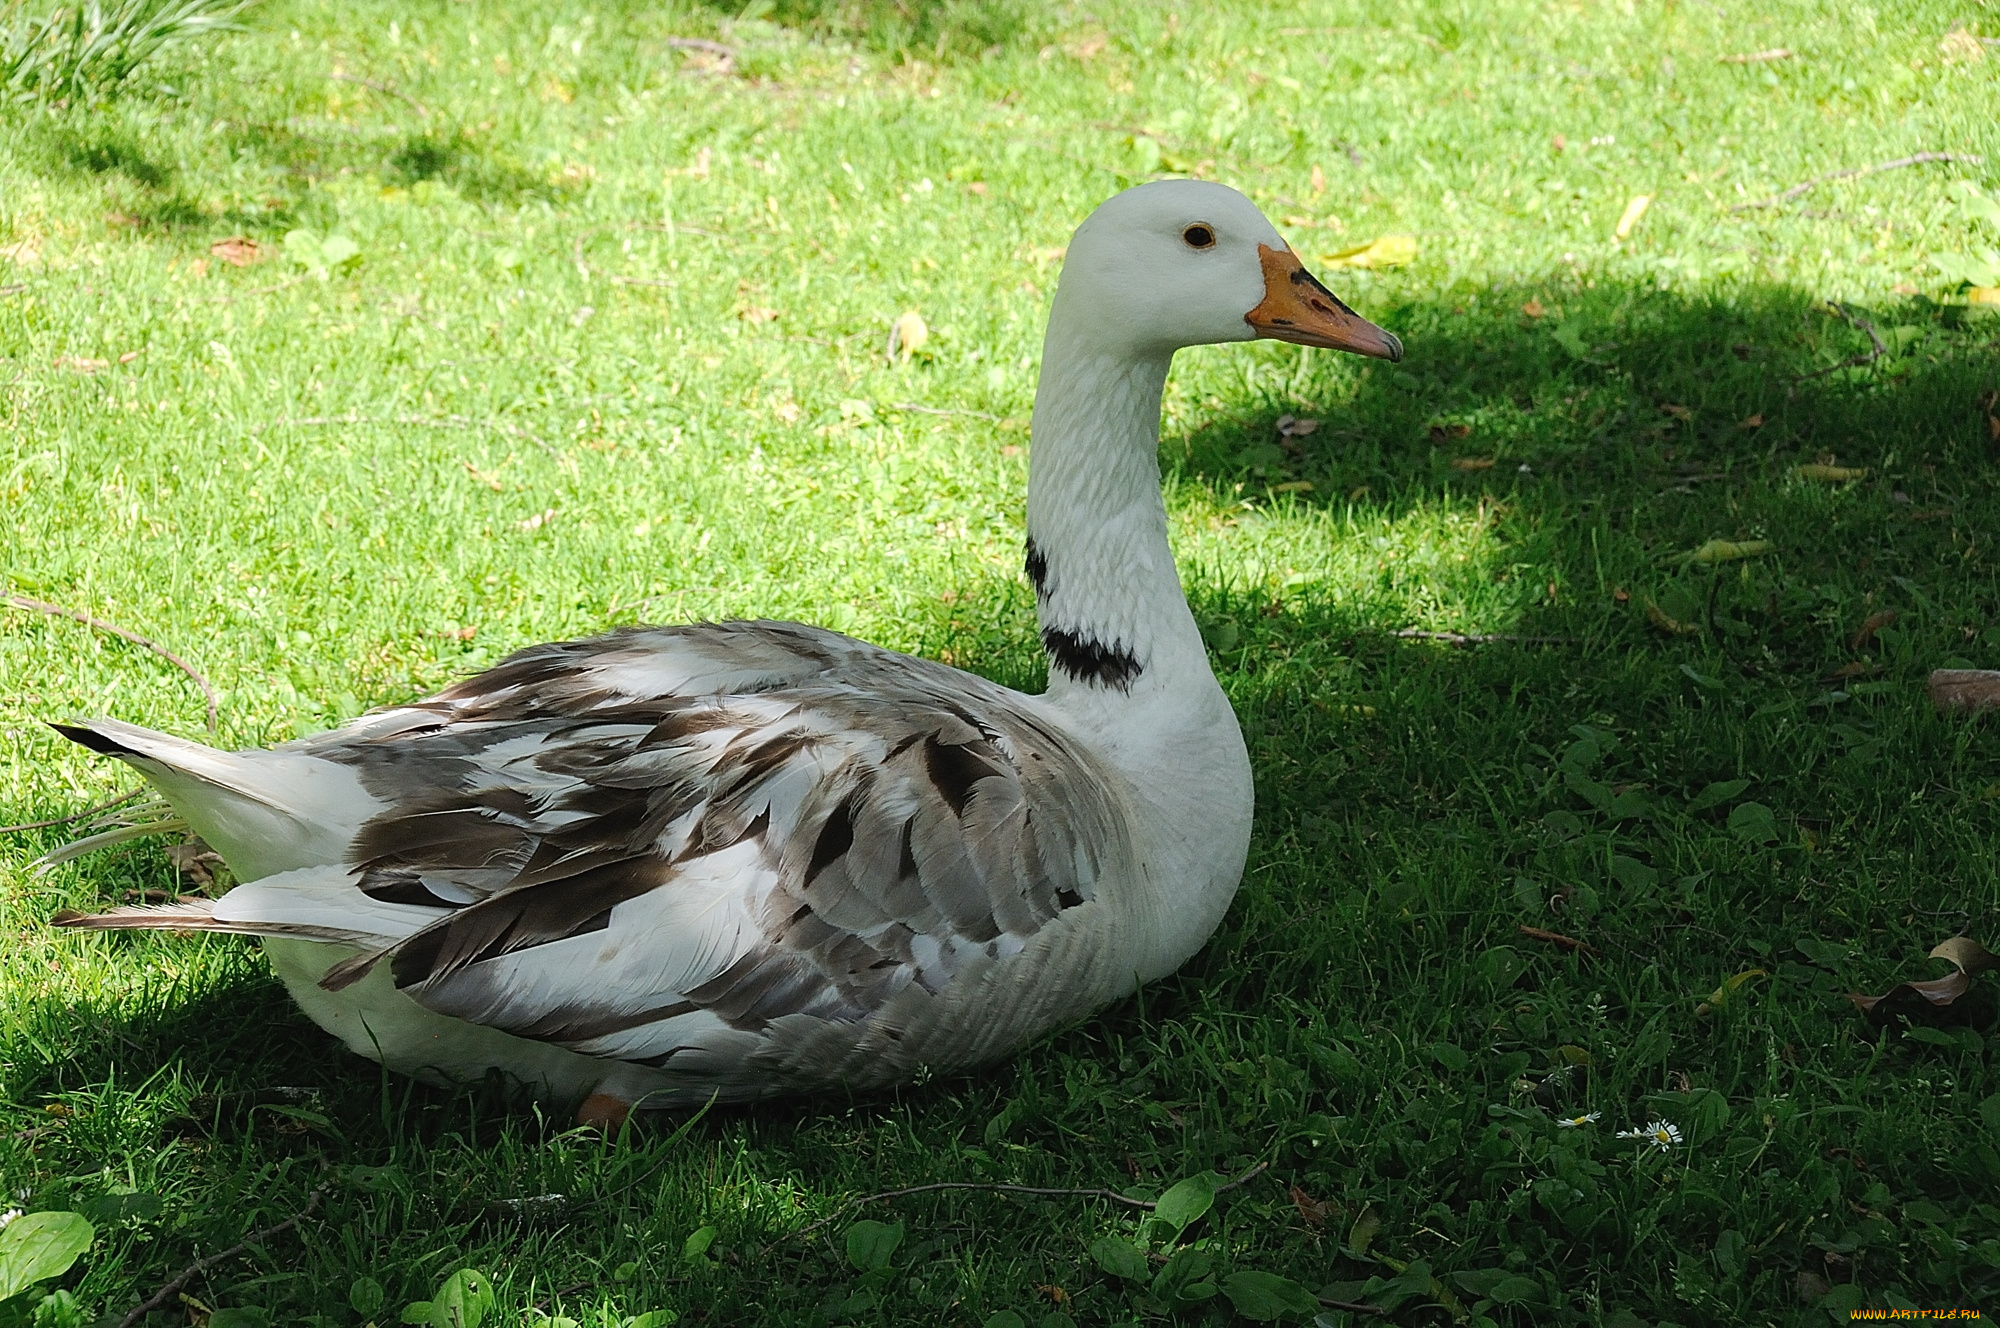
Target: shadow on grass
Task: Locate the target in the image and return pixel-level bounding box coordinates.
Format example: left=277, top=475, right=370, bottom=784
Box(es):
left=10, top=278, right=2000, bottom=1321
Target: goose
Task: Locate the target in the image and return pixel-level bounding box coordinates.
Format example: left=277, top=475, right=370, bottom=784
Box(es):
left=47, top=180, right=1401, bottom=1130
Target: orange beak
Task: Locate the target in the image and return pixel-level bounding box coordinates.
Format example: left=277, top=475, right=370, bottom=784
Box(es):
left=1244, top=244, right=1403, bottom=361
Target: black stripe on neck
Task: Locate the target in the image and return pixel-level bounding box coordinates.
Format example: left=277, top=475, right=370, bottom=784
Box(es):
left=1041, top=626, right=1142, bottom=691
left=1024, top=537, right=1050, bottom=602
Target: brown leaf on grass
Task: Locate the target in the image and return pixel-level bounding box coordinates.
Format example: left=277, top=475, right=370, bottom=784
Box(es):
left=1521, top=298, right=1546, bottom=318
left=1797, top=463, right=1868, bottom=482
left=1928, top=668, right=2000, bottom=713
left=165, top=838, right=225, bottom=890
left=1659, top=402, right=1694, bottom=421
left=1276, top=414, right=1319, bottom=438
left=1850, top=609, right=1898, bottom=651
left=1823, top=660, right=1874, bottom=683
left=1848, top=937, right=1998, bottom=1024
left=1429, top=422, right=1471, bottom=443
left=210, top=236, right=262, bottom=266
left=1519, top=925, right=1601, bottom=958
left=738, top=306, right=782, bottom=324
left=1449, top=456, right=1495, bottom=471
left=1737, top=413, right=1765, bottom=429
left=1289, top=1184, right=1334, bottom=1226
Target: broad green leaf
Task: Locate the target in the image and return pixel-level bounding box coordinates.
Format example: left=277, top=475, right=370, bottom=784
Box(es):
left=1427, top=1042, right=1468, bottom=1073
left=980, top=1313, right=1025, bottom=1328
left=844, top=1219, right=903, bottom=1273
left=318, top=235, right=361, bottom=269
left=1610, top=855, right=1658, bottom=890
left=76, top=1193, right=160, bottom=1226
left=0, top=1214, right=93, bottom=1302
left=1150, top=1174, right=1215, bottom=1235
left=399, top=1304, right=432, bottom=1325
left=612, top=1263, right=639, bottom=1282
left=1727, top=801, right=1779, bottom=844
left=1684, top=538, right=1771, bottom=565
left=1486, top=1275, right=1543, bottom=1306
left=1687, top=779, right=1751, bottom=813
left=681, top=1226, right=717, bottom=1262
left=207, top=1310, right=269, bottom=1328
left=1151, top=1246, right=1215, bottom=1302
left=1089, top=1236, right=1150, bottom=1281
left=429, top=1270, right=493, bottom=1328
left=1346, top=1204, right=1380, bottom=1257
left=626, top=1312, right=676, bottom=1328
left=1220, top=1270, right=1319, bottom=1320
left=349, top=1278, right=384, bottom=1318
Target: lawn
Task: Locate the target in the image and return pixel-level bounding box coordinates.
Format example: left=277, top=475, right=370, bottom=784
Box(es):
left=3, top=0, right=2000, bottom=1323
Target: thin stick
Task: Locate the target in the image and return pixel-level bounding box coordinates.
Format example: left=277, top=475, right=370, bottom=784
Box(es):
left=1318, top=1293, right=1389, bottom=1317
left=258, top=412, right=553, bottom=453
left=1392, top=629, right=1573, bottom=646
left=891, top=402, right=1001, bottom=421
left=1718, top=48, right=1791, bottom=63
left=770, top=1161, right=1269, bottom=1254
left=325, top=71, right=430, bottom=118
left=664, top=36, right=736, bottom=69
left=1519, top=925, right=1601, bottom=959
left=1732, top=151, right=1984, bottom=212
left=5, top=595, right=217, bottom=733
left=0, top=789, right=141, bottom=837
left=1794, top=302, right=1887, bottom=382
left=572, top=235, right=675, bottom=288
left=0, top=283, right=25, bottom=297
left=116, top=1187, right=326, bottom=1328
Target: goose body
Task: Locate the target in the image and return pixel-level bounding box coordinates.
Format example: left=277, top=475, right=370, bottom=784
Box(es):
left=49, top=182, right=1400, bottom=1123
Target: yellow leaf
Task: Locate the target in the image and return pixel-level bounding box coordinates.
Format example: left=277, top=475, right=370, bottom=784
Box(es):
left=1684, top=538, right=1771, bottom=564
left=1270, top=479, right=1314, bottom=493
left=1614, top=194, right=1653, bottom=241
left=1449, top=457, right=1495, bottom=471
left=1969, top=286, right=2000, bottom=306
left=1320, top=235, right=1417, bottom=270
left=1796, top=464, right=1867, bottom=481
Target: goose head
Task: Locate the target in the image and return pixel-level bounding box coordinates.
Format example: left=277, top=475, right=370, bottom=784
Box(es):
left=1049, top=178, right=1402, bottom=361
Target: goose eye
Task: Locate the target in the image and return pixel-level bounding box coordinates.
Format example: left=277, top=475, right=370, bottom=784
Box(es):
left=1181, top=224, right=1217, bottom=250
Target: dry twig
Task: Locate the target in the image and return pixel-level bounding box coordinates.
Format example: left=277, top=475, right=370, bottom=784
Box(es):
left=116, top=1186, right=327, bottom=1328
left=1392, top=629, right=1573, bottom=646
left=1733, top=151, right=1984, bottom=212
left=0, top=789, right=142, bottom=837
left=1318, top=1293, right=1389, bottom=1317
left=891, top=402, right=1000, bottom=421
left=1519, top=925, right=1601, bottom=959
left=258, top=412, right=553, bottom=453
left=1719, top=48, right=1792, bottom=63
left=5, top=595, right=217, bottom=732
left=770, top=1161, right=1270, bottom=1254
left=1793, top=302, right=1887, bottom=382
left=0, top=283, right=25, bottom=297
left=325, top=71, right=429, bottom=118
left=664, top=36, right=736, bottom=71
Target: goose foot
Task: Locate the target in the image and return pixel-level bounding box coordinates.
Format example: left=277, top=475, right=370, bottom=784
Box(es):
left=577, top=1092, right=632, bottom=1134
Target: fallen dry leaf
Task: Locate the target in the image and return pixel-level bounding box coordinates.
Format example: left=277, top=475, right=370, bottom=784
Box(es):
left=1849, top=936, right=1997, bottom=1024
left=1429, top=422, right=1472, bottom=443
left=1940, top=28, right=1986, bottom=63
left=1271, top=479, right=1314, bottom=493
left=165, top=838, right=225, bottom=890
left=1449, top=456, right=1496, bottom=471
left=1320, top=234, right=1416, bottom=270
left=1550, top=133, right=1566, bottom=153
left=1970, top=286, right=2000, bottom=306
left=1276, top=414, right=1319, bottom=438
left=1720, top=47, right=1792, bottom=63
left=1521, top=298, right=1546, bottom=318
left=1823, top=660, right=1874, bottom=683
left=1929, top=668, right=2000, bottom=714
left=1646, top=602, right=1701, bottom=635
left=1850, top=609, right=1898, bottom=651
left=210, top=236, right=261, bottom=266
left=1310, top=164, right=1327, bottom=194
left=1519, top=925, right=1600, bottom=958
left=0, top=239, right=41, bottom=266
left=1613, top=194, right=1652, bottom=241
left=1797, top=463, right=1868, bottom=482
left=738, top=306, right=781, bottom=324
left=1659, top=402, right=1694, bottom=421
left=1738, top=413, right=1765, bottom=429
left=772, top=400, right=801, bottom=424
left=1685, top=537, right=1771, bottom=564
left=1289, top=1184, right=1334, bottom=1227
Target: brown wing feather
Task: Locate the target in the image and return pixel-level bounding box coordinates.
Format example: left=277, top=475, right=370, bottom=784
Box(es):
left=299, top=622, right=1126, bottom=1055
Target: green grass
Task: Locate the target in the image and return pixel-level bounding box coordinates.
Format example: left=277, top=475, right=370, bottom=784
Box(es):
left=3, top=0, right=2000, bottom=1324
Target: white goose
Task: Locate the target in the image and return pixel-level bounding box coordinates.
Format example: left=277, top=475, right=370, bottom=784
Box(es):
left=50, top=181, right=1401, bottom=1130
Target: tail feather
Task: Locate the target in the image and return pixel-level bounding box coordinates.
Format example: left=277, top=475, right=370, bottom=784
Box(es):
left=49, top=719, right=381, bottom=880
left=54, top=865, right=445, bottom=949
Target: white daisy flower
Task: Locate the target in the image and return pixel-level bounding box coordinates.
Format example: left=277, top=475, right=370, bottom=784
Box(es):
left=1616, top=1120, right=1682, bottom=1151
left=1556, top=1112, right=1601, bottom=1129
left=0, top=1209, right=20, bottom=1229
